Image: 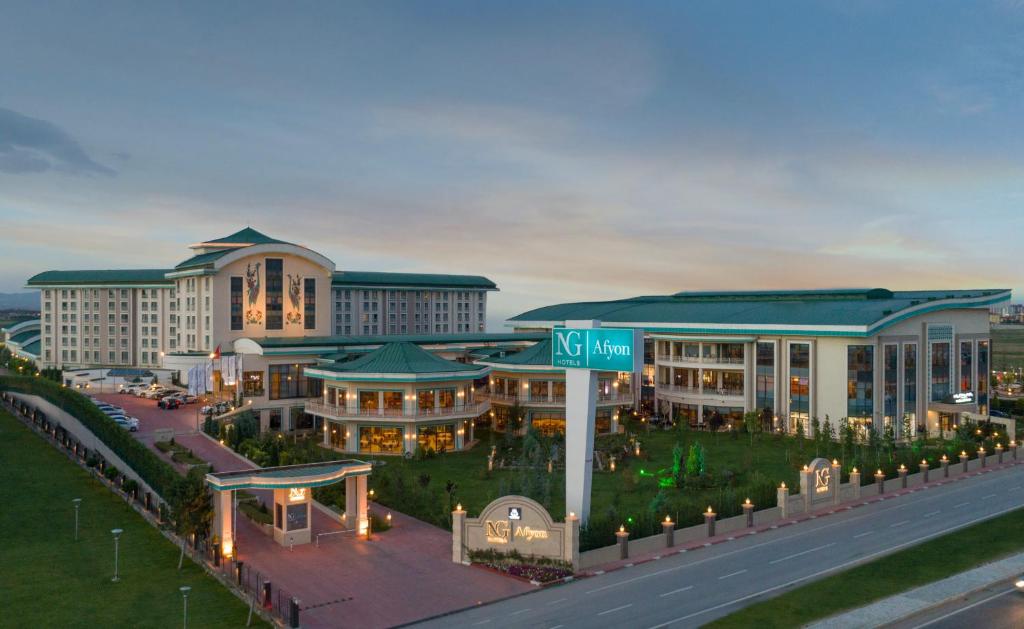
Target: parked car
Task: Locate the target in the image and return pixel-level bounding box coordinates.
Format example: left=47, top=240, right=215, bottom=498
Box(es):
left=113, top=416, right=139, bottom=432
left=990, top=410, right=1010, bottom=419
left=158, top=397, right=182, bottom=410
left=1016, top=574, right=1024, bottom=592
left=646, top=414, right=672, bottom=429
left=180, top=394, right=198, bottom=404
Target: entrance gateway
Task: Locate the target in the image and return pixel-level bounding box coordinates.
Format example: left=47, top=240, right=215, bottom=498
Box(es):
left=206, top=460, right=372, bottom=557
left=553, top=321, right=643, bottom=524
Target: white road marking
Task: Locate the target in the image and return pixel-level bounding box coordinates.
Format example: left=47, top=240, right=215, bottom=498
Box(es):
left=472, top=620, right=491, bottom=625
left=1009, top=485, right=1021, bottom=490
left=890, top=520, right=910, bottom=528
left=547, top=598, right=566, bottom=606
left=718, top=569, right=748, bottom=580
left=660, top=585, right=694, bottom=597
left=769, top=543, right=835, bottom=564
left=954, top=501, right=970, bottom=508
left=510, top=608, right=531, bottom=616
left=597, top=604, right=633, bottom=616
left=923, top=510, right=940, bottom=517
left=910, top=586, right=1017, bottom=628
left=981, top=493, right=996, bottom=500
left=853, top=531, right=873, bottom=539
left=548, top=625, right=564, bottom=629
left=645, top=502, right=1024, bottom=629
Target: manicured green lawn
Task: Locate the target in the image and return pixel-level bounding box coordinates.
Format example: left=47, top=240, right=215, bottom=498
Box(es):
left=993, top=326, right=1024, bottom=371
left=706, top=506, right=1024, bottom=628
left=0, top=409, right=267, bottom=628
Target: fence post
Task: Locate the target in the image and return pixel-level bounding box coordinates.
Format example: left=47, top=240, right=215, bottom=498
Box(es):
left=289, top=597, right=300, bottom=628
left=263, top=580, right=272, bottom=609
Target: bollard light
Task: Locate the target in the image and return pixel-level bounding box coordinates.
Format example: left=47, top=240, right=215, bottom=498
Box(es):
left=180, top=586, right=191, bottom=629
left=852, top=467, right=858, bottom=473
left=72, top=498, right=82, bottom=541
left=455, top=503, right=462, bottom=512
left=386, top=513, right=392, bottom=524
left=619, top=524, right=626, bottom=533
left=111, top=528, right=124, bottom=582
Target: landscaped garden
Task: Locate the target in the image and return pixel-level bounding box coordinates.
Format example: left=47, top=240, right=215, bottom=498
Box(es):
left=207, top=411, right=1005, bottom=551
left=0, top=407, right=265, bottom=628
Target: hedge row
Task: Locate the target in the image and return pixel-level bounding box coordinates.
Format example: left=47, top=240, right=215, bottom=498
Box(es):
left=0, top=375, right=182, bottom=499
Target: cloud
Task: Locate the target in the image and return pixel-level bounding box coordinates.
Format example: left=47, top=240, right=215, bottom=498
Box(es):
left=0, top=107, right=115, bottom=176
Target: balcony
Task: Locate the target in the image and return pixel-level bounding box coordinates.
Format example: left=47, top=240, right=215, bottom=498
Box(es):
left=656, top=384, right=745, bottom=401
left=305, top=400, right=489, bottom=423
left=656, top=354, right=745, bottom=367
left=476, top=391, right=635, bottom=407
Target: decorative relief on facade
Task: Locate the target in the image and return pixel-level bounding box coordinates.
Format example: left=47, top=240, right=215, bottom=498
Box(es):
left=286, top=274, right=303, bottom=325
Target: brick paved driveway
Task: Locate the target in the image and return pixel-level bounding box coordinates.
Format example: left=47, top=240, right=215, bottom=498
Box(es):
left=96, top=393, right=529, bottom=627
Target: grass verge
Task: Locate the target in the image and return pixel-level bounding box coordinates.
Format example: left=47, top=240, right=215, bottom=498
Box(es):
left=0, top=408, right=266, bottom=628
left=706, top=506, right=1024, bottom=628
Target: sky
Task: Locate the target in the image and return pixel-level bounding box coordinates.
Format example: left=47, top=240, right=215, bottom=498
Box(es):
left=1, top=1, right=1022, bottom=329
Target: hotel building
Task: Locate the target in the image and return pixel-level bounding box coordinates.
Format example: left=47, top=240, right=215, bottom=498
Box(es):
left=510, top=288, right=1011, bottom=439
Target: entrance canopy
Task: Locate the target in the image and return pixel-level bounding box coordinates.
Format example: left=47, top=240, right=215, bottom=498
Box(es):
left=205, top=459, right=371, bottom=491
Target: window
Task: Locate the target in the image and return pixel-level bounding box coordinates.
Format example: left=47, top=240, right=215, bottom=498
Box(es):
left=930, top=342, right=951, bottom=402
left=242, top=371, right=264, bottom=397
left=755, top=342, right=775, bottom=415
left=417, top=424, right=455, bottom=452
left=883, top=345, right=897, bottom=431
left=304, top=277, right=316, bottom=330
left=268, top=364, right=321, bottom=400
left=959, top=341, right=973, bottom=393
left=265, top=258, right=283, bottom=330
left=359, top=426, right=404, bottom=454
left=788, top=343, right=810, bottom=431
left=230, top=277, right=243, bottom=330
left=847, top=345, right=874, bottom=423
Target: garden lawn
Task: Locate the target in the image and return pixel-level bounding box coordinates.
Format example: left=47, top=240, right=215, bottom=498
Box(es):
left=992, top=326, right=1024, bottom=371
left=706, top=506, right=1024, bottom=629
left=0, top=409, right=267, bottom=629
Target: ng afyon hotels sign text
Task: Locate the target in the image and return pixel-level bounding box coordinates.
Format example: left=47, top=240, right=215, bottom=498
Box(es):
left=551, top=327, right=637, bottom=372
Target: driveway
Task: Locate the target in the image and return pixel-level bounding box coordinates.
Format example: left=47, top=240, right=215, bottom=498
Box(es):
left=95, top=392, right=530, bottom=628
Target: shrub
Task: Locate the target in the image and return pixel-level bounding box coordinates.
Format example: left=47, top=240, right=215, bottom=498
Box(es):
left=104, top=465, right=120, bottom=481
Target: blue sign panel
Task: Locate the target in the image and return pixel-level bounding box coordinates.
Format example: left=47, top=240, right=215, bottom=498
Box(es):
left=551, top=327, right=637, bottom=371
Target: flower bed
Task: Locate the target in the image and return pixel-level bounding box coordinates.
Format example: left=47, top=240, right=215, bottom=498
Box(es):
left=468, top=549, right=573, bottom=584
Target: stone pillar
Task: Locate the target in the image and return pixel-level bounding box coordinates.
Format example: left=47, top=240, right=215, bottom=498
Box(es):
left=345, top=475, right=368, bottom=534
left=610, top=413, right=619, bottom=435
left=742, top=499, right=754, bottom=528
left=777, top=484, right=789, bottom=518
left=455, top=423, right=465, bottom=451
left=565, top=321, right=600, bottom=524
left=898, top=465, right=908, bottom=489
left=704, top=508, right=717, bottom=537
left=940, top=456, right=949, bottom=478
left=800, top=466, right=813, bottom=513
left=662, top=517, right=675, bottom=547
left=960, top=451, right=969, bottom=473
left=212, top=489, right=234, bottom=561
left=996, top=443, right=1004, bottom=464
left=346, top=423, right=358, bottom=453
left=979, top=447, right=987, bottom=468
left=850, top=469, right=861, bottom=500
left=451, top=505, right=467, bottom=564
left=564, top=513, right=580, bottom=570
left=404, top=424, right=416, bottom=457
left=920, top=461, right=929, bottom=484
left=616, top=526, right=629, bottom=559
left=875, top=470, right=885, bottom=495
left=831, top=460, right=842, bottom=505
left=1012, top=441, right=1019, bottom=460
left=322, top=420, right=330, bottom=446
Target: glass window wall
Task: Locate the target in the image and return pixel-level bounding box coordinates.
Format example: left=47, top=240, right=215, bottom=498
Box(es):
left=756, top=342, right=775, bottom=416
left=789, top=343, right=810, bottom=432
left=359, top=425, right=404, bottom=454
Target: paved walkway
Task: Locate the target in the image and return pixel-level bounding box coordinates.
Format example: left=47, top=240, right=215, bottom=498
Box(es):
left=96, top=393, right=530, bottom=628
left=808, top=551, right=1024, bottom=628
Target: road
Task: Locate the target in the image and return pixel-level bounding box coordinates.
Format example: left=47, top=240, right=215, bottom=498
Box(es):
left=415, top=463, right=1024, bottom=629
left=887, top=579, right=1024, bottom=629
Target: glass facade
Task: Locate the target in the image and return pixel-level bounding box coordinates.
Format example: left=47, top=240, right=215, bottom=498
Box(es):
left=303, top=277, right=316, bottom=330
left=930, top=342, right=951, bottom=402
left=756, top=342, right=775, bottom=415
left=286, top=503, right=308, bottom=530
left=230, top=276, right=243, bottom=330
left=531, top=411, right=566, bottom=437
left=847, top=346, right=874, bottom=423
left=242, top=370, right=264, bottom=397
left=358, top=425, right=404, bottom=453
left=268, top=364, right=321, bottom=400
left=789, top=343, right=810, bottom=431
left=265, top=258, right=283, bottom=330
left=904, top=344, right=917, bottom=432
left=417, top=424, right=455, bottom=452
left=959, top=341, right=973, bottom=393
left=978, top=340, right=989, bottom=414
left=883, top=345, right=898, bottom=430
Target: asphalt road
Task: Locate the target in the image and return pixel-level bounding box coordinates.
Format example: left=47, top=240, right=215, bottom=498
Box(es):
left=888, top=579, right=1024, bottom=629
left=415, top=463, right=1024, bottom=629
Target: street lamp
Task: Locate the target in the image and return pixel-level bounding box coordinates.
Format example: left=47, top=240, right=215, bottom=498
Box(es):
left=72, top=498, right=82, bottom=541
left=111, top=528, right=124, bottom=582
left=179, top=585, right=191, bottom=629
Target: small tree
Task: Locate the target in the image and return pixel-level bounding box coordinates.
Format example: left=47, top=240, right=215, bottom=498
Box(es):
left=867, top=426, right=881, bottom=468
left=169, top=467, right=213, bottom=569
left=900, top=413, right=911, bottom=442
left=823, top=417, right=836, bottom=458
left=811, top=417, right=822, bottom=456
left=686, top=442, right=706, bottom=478
left=795, top=418, right=805, bottom=453
left=671, top=442, right=685, bottom=487
left=743, top=411, right=761, bottom=446
left=883, top=422, right=896, bottom=463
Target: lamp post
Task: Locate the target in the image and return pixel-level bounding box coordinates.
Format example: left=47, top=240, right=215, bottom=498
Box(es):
left=180, top=586, right=191, bottom=629
left=111, top=528, right=124, bottom=582
left=72, top=498, right=82, bottom=541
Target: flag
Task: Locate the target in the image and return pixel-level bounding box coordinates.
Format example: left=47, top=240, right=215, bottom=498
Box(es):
left=212, top=344, right=221, bottom=360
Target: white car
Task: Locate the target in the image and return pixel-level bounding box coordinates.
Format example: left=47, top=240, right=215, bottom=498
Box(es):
left=143, top=388, right=168, bottom=399
left=1016, top=575, right=1024, bottom=592
left=113, top=416, right=139, bottom=432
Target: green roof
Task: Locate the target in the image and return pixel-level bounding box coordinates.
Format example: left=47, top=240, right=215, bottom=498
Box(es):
left=9, top=330, right=37, bottom=345
left=250, top=331, right=548, bottom=350
left=26, top=269, right=174, bottom=286
left=332, top=271, right=496, bottom=290
left=206, top=459, right=371, bottom=490
left=482, top=338, right=553, bottom=366
left=174, top=249, right=232, bottom=270
left=20, top=340, right=40, bottom=356
left=312, top=342, right=487, bottom=376
left=510, top=288, right=1012, bottom=336
left=201, top=227, right=290, bottom=247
